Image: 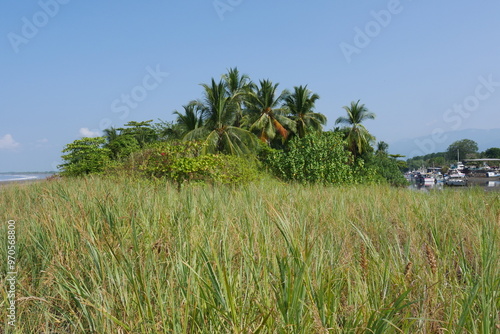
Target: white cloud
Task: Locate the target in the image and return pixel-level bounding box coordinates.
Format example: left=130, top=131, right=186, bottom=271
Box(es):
left=0, top=134, right=20, bottom=150
left=79, top=128, right=101, bottom=137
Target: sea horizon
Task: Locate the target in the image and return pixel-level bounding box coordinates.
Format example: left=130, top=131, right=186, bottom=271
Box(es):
left=0, top=172, right=55, bottom=182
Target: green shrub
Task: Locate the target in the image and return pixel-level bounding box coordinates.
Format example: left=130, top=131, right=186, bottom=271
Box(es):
left=260, top=131, right=356, bottom=185
left=105, top=134, right=141, bottom=160
left=210, top=154, right=260, bottom=185
left=127, top=141, right=259, bottom=189
left=364, top=153, right=409, bottom=187
left=59, top=137, right=111, bottom=176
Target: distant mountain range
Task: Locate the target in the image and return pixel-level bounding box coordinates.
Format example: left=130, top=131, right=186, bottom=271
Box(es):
left=388, top=128, right=500, bottom=158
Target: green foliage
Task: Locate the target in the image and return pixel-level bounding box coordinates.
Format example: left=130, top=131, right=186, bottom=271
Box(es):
left=284, top=85, right=326, bottom=138
left=261, top=131, right=356, bottom=184
left=243, top=79, right=295, bottom=144
left=484, top=147, right=500, bottom=159
left=135, top=141, right=258, bottom=188
left=365, top=153, right=409, bottom=187
left=59, top=137, right=111, bottom=176
left=121, top=120, right=158, bottom=147
left=446, top=138, right=478, bottom=160
left=335, top=100, right=376, bottom=157
left=105, top=134, right=140, bottom=160
left=406, top=152, right=447, bottom=170
left=172, top=102, right=205, bottom=137
left=184, top=78, right=259, bottom=155
left=211, top=154, right=260, bottom=185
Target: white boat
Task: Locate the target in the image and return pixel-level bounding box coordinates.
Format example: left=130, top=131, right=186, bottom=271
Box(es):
left=414, top=173, right=436, bottom=185
left=445, top=178, right=467, bottom=186
left=486, top=171, right=500, bottom=178
left=445, top=169, right=467, bottom=186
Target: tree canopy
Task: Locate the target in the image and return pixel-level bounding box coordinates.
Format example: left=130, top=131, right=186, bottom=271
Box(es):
left=335, top=100, right=376, bottom=157
left=446, top=139, right=478, bottom=161
left=58, top=68, right=417, bottom=187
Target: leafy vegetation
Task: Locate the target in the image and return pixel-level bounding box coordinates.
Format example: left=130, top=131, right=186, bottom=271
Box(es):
left=445, top=138, right=479, bottom=160
left=365, top=151, right=409, bottom=187
left=243, top=79, right=294, bottom=144
left=133, top=141, right=258, bottom=190
left=335, top=100, right=376, bottom=158
left=184, top=78, right=259, bottom=155
left=407, top=139, right=500, bottom=171
left=261, top=131, right=357, bottom=184
left=12, top=67, right=500, bottom=333
left=58, top=68, right=414, bottom=187
left=59, top=137, right=111, bottom=176
left=484, top=147, right=500, bottom=159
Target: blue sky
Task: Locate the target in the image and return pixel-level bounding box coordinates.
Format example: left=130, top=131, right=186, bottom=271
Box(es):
left=1, top=1, right=500, bottom=172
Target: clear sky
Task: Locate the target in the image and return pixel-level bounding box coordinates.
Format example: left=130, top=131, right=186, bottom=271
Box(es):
left=1, top=1, right=500, bottom=172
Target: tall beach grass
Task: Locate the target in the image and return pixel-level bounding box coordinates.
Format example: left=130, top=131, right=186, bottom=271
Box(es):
left=1, top=176, right=499, bottom=333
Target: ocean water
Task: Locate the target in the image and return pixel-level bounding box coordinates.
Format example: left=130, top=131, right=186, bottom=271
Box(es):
left=0, top=173, right=53, bottom=182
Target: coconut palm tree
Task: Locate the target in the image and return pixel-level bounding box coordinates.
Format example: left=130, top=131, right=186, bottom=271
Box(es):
left=335, top=100, right=376, bottom=157
left=103, top=127, right=120, bottom=143
left=221, top=67, right=251, bottom=127
left=284, top=85, right=326, bottom=138
left=243, top=79, right=295, bottom=144
left=184, top=78, right=258, bottom=155
left=376, top=141, right=389, bottom=154
left=173, top=102, right=204, bottom=137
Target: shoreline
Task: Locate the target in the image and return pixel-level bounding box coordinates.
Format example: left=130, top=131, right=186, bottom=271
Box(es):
left=0, top=175, right=54, bottom=188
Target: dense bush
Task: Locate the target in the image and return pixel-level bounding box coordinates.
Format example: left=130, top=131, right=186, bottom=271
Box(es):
left=59, top=137, right=111, bottom=176
left=106, top=134, right=141, bottom=160
left=260, top=131, right=356, bottom=184
left=364, top=153, right=409, bottom=187
left=130, top=141, right=259, bottom=189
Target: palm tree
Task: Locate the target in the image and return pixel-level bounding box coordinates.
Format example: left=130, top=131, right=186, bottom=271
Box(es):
left=243, top=79, right=295, bottom=144
left=103, top=127, right=120, bottom=143
left=284, top=85, right=326, bottom=138
left=184, top=78, right=258, bottom=155
left=376, top=141, right=389, bottom=154
left=222, top=67, right=251, bottom=127
left=335, top=100, right=376, bottom=157
left=173, top=102, right=204, bottom=137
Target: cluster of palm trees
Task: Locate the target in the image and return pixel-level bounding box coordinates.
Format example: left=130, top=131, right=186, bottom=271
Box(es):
left=170, top=68, right=328, bottom=155
left=101, top=68, right=378, bottom=159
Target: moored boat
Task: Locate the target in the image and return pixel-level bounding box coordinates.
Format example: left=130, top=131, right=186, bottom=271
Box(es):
left=444, top=169, right=467, bottom=186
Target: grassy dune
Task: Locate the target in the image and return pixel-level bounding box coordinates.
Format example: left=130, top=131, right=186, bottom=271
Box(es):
left=1, top=177, right=499, bottom=333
